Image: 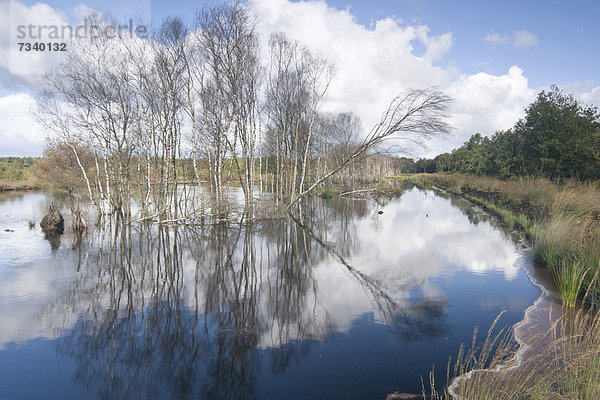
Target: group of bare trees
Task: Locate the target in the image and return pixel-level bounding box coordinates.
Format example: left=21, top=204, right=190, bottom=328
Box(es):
left=36, top=2, right=451, bottom=223
left=263, top=32, right=335, bottom=204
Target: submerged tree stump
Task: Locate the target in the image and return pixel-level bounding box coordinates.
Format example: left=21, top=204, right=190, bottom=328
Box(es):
left=71, top=203, right=87, bottom=233
left=40, top=204, right=64, bottom=235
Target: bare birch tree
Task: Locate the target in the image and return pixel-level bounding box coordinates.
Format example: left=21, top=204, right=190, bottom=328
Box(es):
left=144, top=17, right=188, bottom=219
left=37, top=12, right=142, bottom=216
left=264, top=32, right=334, bottom=204
left=193, top=3, right=261, bottom=210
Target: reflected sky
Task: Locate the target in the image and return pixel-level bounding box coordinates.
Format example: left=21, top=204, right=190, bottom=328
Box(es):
left=0, top=188, right=540, bottom=399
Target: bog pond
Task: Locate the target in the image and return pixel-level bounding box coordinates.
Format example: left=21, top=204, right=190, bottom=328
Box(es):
left=0, top=187, right=542, bottom=399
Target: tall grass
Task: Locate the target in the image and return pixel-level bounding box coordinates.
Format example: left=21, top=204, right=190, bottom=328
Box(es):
left=534, top=214, right=600, bottom=304
left=533, top=214, right=581, bottom=267
left=552, top=180, right=600, bottom=217
left=514, top=214, right=529, bottom=231
left=426, top=305, right=600, bottom=399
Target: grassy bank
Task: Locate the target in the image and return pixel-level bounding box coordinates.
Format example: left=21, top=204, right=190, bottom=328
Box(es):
left=387, top=174, right=600, bottom=399
left=0, top=179, right=42, bottom=192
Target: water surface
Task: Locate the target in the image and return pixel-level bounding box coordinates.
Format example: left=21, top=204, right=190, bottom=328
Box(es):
left=0, top=188, right=540, bottom=399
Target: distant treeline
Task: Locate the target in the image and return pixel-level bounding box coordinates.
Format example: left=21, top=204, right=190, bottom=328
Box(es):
left=0, top=157, right=39, bottom=181
left=0, top=147, right=417, bottom=190
left=414, top=87, right=600, bottom=179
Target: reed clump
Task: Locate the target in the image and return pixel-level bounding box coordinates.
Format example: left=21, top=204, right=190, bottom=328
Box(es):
left=552, top=261, right=589, bottom=308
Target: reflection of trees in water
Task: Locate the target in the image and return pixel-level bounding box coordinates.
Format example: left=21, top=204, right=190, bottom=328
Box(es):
left=289, top=208, right=449, bottom=342
left=51, top=217, right=320, bottom=399
left=430, top=187, right=491, bottom=226
left=433, top=188, right=517, bottom=242
left=53, top=221, right=258, bottom=399
left=299, top=195, right=369, bottom=259
left=48, top=196, right=449, bottom=398
left=389, top=296, right=449, bottom=341
left=448, top=195, right=487, bottom=226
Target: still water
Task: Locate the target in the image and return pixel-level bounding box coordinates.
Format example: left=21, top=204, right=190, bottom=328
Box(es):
left=0, top=188, right=540, bottom=399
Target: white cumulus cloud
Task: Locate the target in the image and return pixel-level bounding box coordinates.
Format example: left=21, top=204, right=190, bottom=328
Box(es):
left=430, top=66, right=536, bottom=156
left=250, top=0, right=537, bottom=157
left=249, top=0, right=453, bottom=134
left=0, top=1, right=70, bottom=90
left=580, top=86, right=600, bottom=105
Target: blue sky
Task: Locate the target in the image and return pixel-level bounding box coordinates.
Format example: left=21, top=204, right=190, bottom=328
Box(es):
left=146, top=0, right=600, bottom=88
left=1, top=0, right=599, bottom=156
left=325, top=0, right=600, bottom=88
